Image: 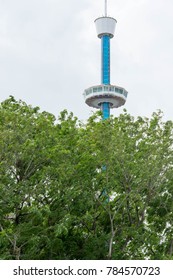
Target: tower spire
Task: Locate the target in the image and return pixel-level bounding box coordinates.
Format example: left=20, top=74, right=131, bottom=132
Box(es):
left=105, top=0, right=107, bottom=17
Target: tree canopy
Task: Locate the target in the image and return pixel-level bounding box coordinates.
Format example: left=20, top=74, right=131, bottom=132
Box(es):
left=0, top=96, right=173, bottom=260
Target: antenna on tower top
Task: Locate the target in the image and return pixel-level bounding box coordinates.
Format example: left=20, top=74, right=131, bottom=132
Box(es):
left=105, top=0, right=107, bottom=17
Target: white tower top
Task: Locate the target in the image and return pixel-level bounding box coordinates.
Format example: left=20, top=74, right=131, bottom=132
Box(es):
left=95, top=17, right=117, bottom=38
left=94, top=0, right=117, bottom=38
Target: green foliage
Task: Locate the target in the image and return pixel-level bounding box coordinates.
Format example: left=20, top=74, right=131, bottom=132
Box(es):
left=0, top=97, right=173, bottom=259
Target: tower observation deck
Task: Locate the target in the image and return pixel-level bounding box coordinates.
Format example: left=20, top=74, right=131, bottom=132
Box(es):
left=83, top=0, right=128, bottom=119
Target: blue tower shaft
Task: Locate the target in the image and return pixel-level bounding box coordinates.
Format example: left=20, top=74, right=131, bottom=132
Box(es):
left=101, top=103, right=110, bottom=119
left=101, top=35, right=110, bottom=84
left=101, top=35, right=110, bottom=201
left=101, top=35, right=110, bottom=120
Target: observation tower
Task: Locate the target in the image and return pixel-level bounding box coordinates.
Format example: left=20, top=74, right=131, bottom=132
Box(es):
left=83, top=0, right=128, bottom=119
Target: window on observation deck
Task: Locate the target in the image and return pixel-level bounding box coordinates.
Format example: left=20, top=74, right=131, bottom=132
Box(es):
left=123, top=91, right=128, bottom=97
left=115, top=88, right=123, bottom=94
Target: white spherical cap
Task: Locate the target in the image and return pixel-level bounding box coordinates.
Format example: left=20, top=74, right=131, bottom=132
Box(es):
left=94, top=17, right=117, bottom=38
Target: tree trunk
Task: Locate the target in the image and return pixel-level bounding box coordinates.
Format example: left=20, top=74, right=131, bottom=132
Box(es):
left=107, top=217, right=115, bottom=259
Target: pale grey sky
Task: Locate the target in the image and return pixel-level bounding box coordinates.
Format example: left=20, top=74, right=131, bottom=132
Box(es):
left=0, top=0, right=173, bottom=121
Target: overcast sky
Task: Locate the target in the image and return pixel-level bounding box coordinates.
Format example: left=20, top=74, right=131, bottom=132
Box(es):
left=0, top=0, right=173, bottom=121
